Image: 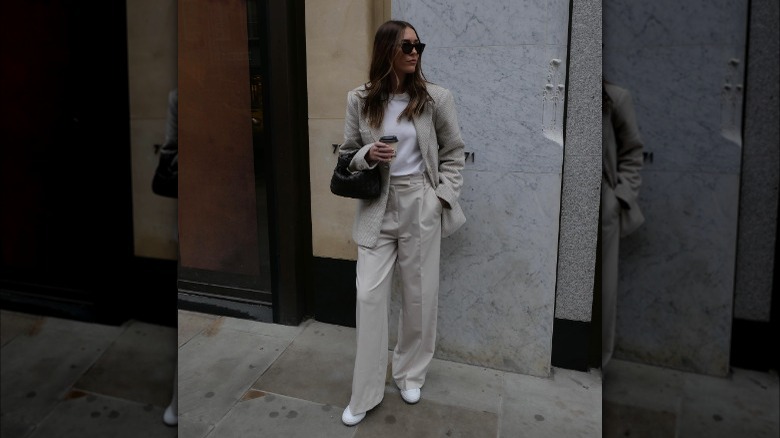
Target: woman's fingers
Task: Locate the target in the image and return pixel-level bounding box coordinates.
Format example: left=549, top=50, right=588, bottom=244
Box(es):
left=371, top=142, right=394, bottom=162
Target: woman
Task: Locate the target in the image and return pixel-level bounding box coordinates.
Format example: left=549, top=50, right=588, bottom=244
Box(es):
left=601, top=80, right=645, bottom=368
left=339, top=20, right=467, bottom=426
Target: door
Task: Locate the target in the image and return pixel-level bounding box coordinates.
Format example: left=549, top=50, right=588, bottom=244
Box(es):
left=176, top=0, right=311, bottom=325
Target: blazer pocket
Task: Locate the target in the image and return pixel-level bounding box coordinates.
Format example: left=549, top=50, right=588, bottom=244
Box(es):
left=442, top=201, right=466, bottom=238
left=619, top=199, right=645, bottom=238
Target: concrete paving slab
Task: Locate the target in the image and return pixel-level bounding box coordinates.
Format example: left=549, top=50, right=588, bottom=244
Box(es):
left=398, top=357, right=504, bottom=414
left=556, top=368, right=602, bottom=416
left=178, top=310, right=218, bottom=347
left=603, top=400, right=677, bottom=438
left=0, top=310, right=43, bottom=347
left=207, top=391, right=355, bottom=438
left=683, top=367, right=779, bottom=421
left=677, top=368, right=780, bottom=438
left=512, top=367, right=602, bottom=404
left=1, top=317, right=122, bottom=436
left=73, top=320, right=176, bottom=407
left=179, top=414, right=214, bottom=438
left=250, top=345, right=356, bottom=409
left=251, top=320, right=356, bottom=408
left=603, top=359, right=780, bottom=437
left=178, top=323, right=293, bottom=428
left=353, top=392, right=498, bottom=438
left=603, top=359, right=686, bottom=413
left=220, top=315, right=307, bottom=341
left=677, top=402, right=778, bottom=438
left=286, top=320, right=355, bottom=350
left=1, top=417, right=34, bottom=438
left=500, top=368, right=602, bottom=437
left=26, top=390, right=177, bottom=438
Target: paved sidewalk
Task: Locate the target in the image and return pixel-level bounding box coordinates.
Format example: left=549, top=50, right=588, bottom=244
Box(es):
left=1, top=309, right=177, bottom=438
left=603, top=357, right=779, bottom=437
left=1, top=308, right=602, bottom=437
left=3, top=308, right=777, bottom=437
left=178, top=309, right=602, bottom=437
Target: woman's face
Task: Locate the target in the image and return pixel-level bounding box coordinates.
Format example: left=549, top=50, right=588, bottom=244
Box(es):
left=392, top=27, right=421, bottom=78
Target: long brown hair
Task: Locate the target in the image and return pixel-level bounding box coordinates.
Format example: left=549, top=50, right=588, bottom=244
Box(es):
left=362, top=20, right=432, bottom=129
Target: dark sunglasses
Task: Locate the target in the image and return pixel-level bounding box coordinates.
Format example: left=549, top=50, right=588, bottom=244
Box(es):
left=400, top=41, right=425, bottom=55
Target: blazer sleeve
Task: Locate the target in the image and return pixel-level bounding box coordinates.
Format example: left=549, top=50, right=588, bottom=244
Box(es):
left=611, top=90, right=643, bottom=206
left=432, top=89, right=466, bottom=207
left=339, top=89, right=377, bottom=172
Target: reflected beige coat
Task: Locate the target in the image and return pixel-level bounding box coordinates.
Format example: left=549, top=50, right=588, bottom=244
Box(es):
left=339, top=83, right=467, bottom=248
left=601, top=82, right=644, bottom=366
left=603, top=83, right=645, bottom=237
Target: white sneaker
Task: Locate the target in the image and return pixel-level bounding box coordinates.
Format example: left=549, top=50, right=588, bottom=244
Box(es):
left=341, top=406, right=366, bottom=426
left=400, top=388, right=421, bottom=404
left=162, top=404, right=178, bottom=426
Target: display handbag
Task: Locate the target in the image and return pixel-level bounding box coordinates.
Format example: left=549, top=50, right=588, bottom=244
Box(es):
left=330, top=149, right=381, bottom=199
left=152, top=141, right=178, bottom=198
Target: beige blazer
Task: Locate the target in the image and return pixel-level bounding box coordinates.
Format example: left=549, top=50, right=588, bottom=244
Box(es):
left=339, top=83, right=467, bottom=248
left=603, top=82, right=645, bottom=237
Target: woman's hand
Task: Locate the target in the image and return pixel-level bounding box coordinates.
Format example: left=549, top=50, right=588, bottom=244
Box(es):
left=366, top=141, right=395, bottom=164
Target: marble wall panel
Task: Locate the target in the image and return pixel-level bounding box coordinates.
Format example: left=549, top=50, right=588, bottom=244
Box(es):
left=604, top=0, right=749, bottom=376
left=390, top=171, right=562, bottom=377
left=424, top=45, right=566, bottom=174
left=393, top=0, right=547, bottom=47
left=603, top=45, right=744, bottom=174
left=603, top=0, right=747, bottom=48
left=616, top=171, right=738, bottom=376
left=376, top=0, right=570, bottom=375
left=546, top=0, right=572, bottom=46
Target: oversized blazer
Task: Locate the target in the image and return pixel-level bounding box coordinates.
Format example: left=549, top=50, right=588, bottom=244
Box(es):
left=603, top=82, right=644, bottom=238
left=339, top=83, right=467, bottom=248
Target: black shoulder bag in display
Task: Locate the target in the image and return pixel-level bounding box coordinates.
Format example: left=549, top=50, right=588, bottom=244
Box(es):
left=152, top=142, right=178, bottom=198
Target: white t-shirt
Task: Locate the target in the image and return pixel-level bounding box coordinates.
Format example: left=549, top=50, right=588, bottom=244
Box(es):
left=382, top=93, right=424, bottom=176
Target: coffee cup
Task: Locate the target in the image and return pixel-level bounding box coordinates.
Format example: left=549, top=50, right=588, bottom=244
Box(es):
left=380, top=135, right=398, bottom=161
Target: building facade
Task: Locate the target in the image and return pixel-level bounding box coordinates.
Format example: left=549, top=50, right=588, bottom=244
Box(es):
left=2, top=0, right=776, bottom=379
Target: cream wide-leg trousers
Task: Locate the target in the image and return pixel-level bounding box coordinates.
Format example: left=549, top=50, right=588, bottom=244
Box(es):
left=348, top=173, right=443, bottom=415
